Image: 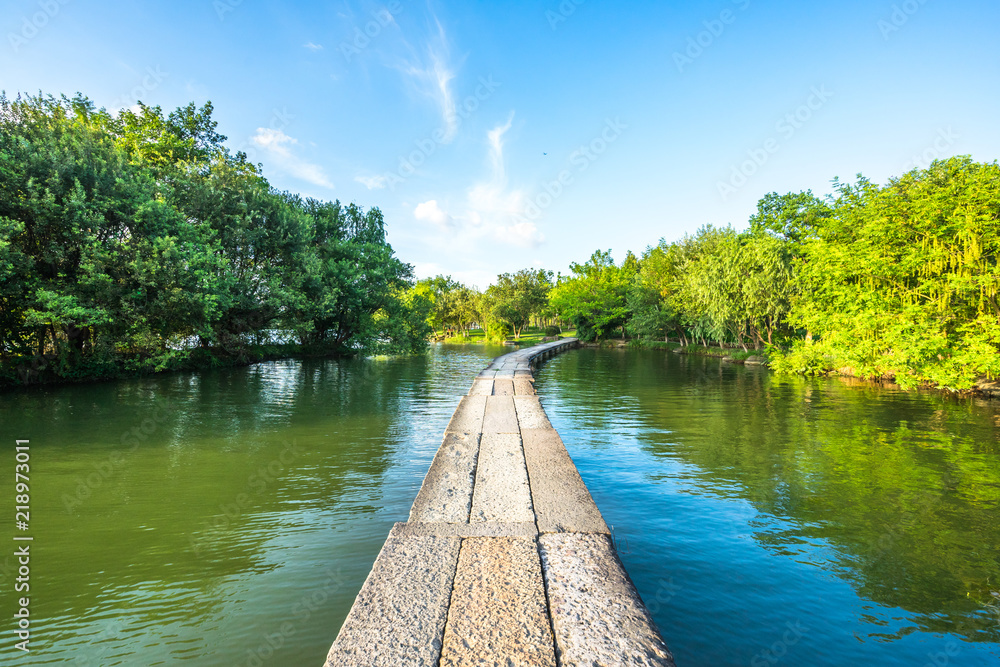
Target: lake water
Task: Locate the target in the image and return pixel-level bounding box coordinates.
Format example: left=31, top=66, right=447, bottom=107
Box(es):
left=1, top=345, right=998, bottom=666
left=0, top=345, right=504, bottom=666
left=535, top=348, right=1000, bottom=666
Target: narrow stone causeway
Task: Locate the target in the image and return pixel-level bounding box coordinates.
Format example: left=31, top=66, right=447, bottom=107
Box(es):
left=324, top=338, right=675, bottom=666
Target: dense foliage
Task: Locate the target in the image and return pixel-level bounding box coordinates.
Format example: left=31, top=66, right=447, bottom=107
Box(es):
left=0, top=93, right=425, bottom=386
left=431, top=157, right=999, bottom=392
left=415, top=268, right=555, bottom=343
left=782, top=160, right=1000, bottom=389
left=629, top=157, right=998, bottom=390
left=4, top=93, right=995, bottom=392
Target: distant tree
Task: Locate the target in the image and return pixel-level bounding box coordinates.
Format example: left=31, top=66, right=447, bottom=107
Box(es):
left=549, top=250, right=636, bottom=341
left=414, top=275, right=461, bottom=334
left=627, top=240, right=684, bottom=343
left=484, top=268, right=553, bottom=339
left=437, top=285, right=480, bottom=336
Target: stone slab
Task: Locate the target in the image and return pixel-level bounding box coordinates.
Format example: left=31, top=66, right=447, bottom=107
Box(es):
left=539, top=533, right=674, bottom=667
left=491, top=379, right=515, bottom=396
left=325, top=535, right=461, bottom=667
left=470, top=432, right=534, bottom=523
left=446, top=396, right=487, bottom=434
left=513, top=378, right=536, bottom=396
left=439, top=537, right=557, bottom=667
left=482, top=395, right=519, bottom=434
left=468, top=378, right=494, bottom=396
left=390, top=521, right=537, bottom=539
left=408, top=432, right=480, bottom=523
left=513, top=396, right=552, bottom=430
left=521, top=428, right=609, bottom=534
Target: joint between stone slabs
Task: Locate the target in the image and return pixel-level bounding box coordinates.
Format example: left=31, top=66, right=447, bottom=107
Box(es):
left=439, top=536, right=557, bottom=667
left=391, top=521, right=538, bottom=539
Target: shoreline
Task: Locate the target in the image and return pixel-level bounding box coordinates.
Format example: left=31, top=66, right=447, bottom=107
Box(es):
left=5, top=338, right=995, bottom=401
left=0, top=344, right=355, bottom=392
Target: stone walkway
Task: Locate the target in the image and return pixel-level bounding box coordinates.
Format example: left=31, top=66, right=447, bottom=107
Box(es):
left=324, top=339, right=675, bottom=666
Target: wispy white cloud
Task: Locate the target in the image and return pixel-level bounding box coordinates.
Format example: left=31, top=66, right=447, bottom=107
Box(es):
left=303, top=42, right=324, bottom=52
left=355, top=174, right=387, bottom=190
left=399, top=18, right=459, bottom=142
left=251, top=128, right=334, bottom=189
left=413, top=114, right=545, bottom=249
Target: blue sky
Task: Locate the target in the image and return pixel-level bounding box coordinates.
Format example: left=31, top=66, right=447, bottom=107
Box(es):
left=3, top=0, right=998, bottom=288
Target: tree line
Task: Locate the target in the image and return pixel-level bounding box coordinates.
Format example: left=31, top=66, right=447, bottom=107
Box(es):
left=411, top=270, right=556, bottom=342
left=423, top=157, right=999, bottom=391
left=0, top=93, right=429, bottom=385
left=3, top=92, right=995, bottom=392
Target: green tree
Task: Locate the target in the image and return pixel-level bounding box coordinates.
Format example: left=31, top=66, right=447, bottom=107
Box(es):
left=0, top=92, right=424, bottom=385
left=549, top=250, right=636, bottom=341
left=484, top=268, right=553, bottom=339
left=627, top=240, right=683, bottom=342
left=784, top=157, right=1000, bottom=389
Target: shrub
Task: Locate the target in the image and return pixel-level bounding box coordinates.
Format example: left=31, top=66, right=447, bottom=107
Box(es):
left=769, top=340, right=835, bottom=377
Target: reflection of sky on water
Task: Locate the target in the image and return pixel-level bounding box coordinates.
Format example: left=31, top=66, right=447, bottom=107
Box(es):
left=537, top=348, right=1000, bottom=666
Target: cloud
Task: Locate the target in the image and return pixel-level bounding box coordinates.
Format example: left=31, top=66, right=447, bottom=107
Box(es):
left=303, top=42, right=324, bottom=51
left=399, top=18, right=459, bottom=142
left=414, top=114, right=545, bottom=250
left=414, top=199, right=454, bottom=229
left=355, top=174, right=387, bottom=190
left=466, top=113, right=545, bottom=248
left=251, top=128, right=334, bottom=189
left=486, top=113, right=513, bottom=181
left=496, top=220, right=544, bottom=248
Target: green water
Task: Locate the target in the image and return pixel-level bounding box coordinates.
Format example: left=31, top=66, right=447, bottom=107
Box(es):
left=535, top=348, right=1000, bottom=666
left=0, top=345, right=505, bottom=666
left=2, top=345, right=999, bottom=666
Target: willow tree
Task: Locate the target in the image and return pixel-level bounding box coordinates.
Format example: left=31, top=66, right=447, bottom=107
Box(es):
left=788, top=157, right=1000, bottom=389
